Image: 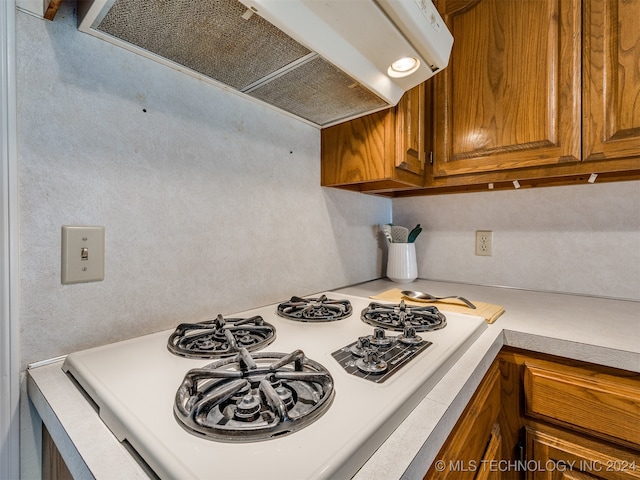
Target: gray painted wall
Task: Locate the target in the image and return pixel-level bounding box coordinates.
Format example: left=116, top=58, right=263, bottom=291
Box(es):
left=17, top=6, right=390, bottom=476
left=393, top=181, right=640, bottom=300
left=16, top=4, right=390, bottom=370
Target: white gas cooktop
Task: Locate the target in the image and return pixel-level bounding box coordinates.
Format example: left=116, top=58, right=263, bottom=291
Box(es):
left=62, top=292, right=486, bottom=479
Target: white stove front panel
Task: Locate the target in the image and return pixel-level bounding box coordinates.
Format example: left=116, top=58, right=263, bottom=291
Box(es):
left=62, top=293, right=486, bottom=479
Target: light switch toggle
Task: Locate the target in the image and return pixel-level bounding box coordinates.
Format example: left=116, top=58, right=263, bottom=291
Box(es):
left=61, top=226, right=105, bottom=284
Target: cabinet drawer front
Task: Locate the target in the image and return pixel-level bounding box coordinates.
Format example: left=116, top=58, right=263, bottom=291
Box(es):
left=526, top=426, right=640, bottom=480
left=524, top=363, right=640, bottom=448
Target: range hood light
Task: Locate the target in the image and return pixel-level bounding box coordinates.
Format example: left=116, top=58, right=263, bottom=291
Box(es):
left=387, top=57, right=420, bottom=78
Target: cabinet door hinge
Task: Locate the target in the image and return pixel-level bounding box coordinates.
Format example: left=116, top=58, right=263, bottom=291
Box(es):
left=429, top=151, right=433, bottom=165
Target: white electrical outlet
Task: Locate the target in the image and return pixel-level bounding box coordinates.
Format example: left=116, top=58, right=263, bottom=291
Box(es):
left=475, top=230, right=492, bottom=256
left=61, top=225, right=105, bottom=284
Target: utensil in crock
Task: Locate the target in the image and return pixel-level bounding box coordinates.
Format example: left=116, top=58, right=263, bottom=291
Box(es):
left=407, top=224, right=422, bottom=242
left=380, top=224, right=393, bottom=243
left=391, top=226, right=409, bottom=243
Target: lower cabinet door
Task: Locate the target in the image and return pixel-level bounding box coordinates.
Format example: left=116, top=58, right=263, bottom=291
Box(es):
left=526, top=425, right=640, bottom=480
left=425, top=362, right=501, bottom=479
left=475, top=423, right=503, bottom=480
left=42, top=424, right=73, bottom=480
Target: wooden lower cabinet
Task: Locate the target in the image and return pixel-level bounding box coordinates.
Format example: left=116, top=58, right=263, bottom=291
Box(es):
left=526, top=425, right=640, bottom=480
left=425, top=361, right=502, bottom=479
left=427, top=348, right=640, bottom=480
left=522, top=358, right=640, bottom=450
left=476, top=423, right=503, bottom=480
left=42, top=424, right=73, bottom=480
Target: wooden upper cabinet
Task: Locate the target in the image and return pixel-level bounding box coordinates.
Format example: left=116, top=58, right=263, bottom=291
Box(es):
left=320, top=0, right=639, bottom=196
left=321, top=83, right=428, bottom=193
left=395, top=82, right=427, bottom=176
left=433, top=0, right=582, bottom=177
left=582, top=0, right=640, bottom=163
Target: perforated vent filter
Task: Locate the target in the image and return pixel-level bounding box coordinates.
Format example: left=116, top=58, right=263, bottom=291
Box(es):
left=93, top=0, right=390, bottom=125
left=248, top=57, right=388, bottom=126
left=96, top=0, right=311, bottom=90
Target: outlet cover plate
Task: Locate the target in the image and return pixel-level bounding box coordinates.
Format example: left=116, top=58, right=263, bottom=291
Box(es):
left=475, top=230, right=492, bottom=256
left=61, top=226, right=105, bottom=284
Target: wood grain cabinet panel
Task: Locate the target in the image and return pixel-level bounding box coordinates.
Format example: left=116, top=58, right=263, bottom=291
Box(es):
left=395, top=82, right=427, bottom=176
left=526, top=425, right=640, bottom=480
left=582, top=0, right=640, bottom=163
left=427, top=0, right=640, bottom=190
left=475, top=423, right=503, bottom=480
left=425, top=362, right=502, bottom=480
left=523, top=361, right=640, bottom=450
left=321, top=109, right=393, bottom=187
left=321, top=84, right=429, bottom=193
left=432, top=0, right=582, bottom=176
left=429, top=348, right=640, bottom=480
left=42, top=424, right=73, bottom=480
left=320, top=0, right=640, bottom=196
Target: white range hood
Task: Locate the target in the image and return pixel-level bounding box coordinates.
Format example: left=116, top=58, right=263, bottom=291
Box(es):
left=77, top=0, right=453, bottom=127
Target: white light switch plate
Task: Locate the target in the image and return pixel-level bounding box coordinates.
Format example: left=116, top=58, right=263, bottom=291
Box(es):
left=61, top=226, right=105, bottom=284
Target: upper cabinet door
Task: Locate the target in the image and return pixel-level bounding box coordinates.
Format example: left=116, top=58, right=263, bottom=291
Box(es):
left=433, top=0, right=582, bottom=177
left=583, top=0, right=640, bottom=163
left=395, top=82, right=426, bottom=177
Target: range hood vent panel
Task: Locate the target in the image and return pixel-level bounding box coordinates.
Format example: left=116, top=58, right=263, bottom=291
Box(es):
left=248, top=56, right=388, bottom=126
left=78, top=0, right=453, bottom=127
left=96, top=0, right=312, bottom=91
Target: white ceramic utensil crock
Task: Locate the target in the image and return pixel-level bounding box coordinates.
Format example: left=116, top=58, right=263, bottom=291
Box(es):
left=387, top=243, right=418, bottom=283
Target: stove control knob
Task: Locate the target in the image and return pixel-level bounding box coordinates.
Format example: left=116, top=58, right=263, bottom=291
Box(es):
left=356, top=347, right=388, bottom=374
left=404, top=326, right=417, bottom=337
left=350, top=336, right=370, bottom=357
left=370, top=327, right=393, bottom=348
left=363, top=348, right=380, bottom=364
left=398, top=325, right=423, bottom=345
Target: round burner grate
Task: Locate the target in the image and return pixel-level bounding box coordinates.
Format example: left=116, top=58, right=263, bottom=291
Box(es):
left=277, top=295, right=352, bottom=322
left=361, top=301, right=446, bottom=332
left=174, top=349, right=334, bottom=442
left=167, top=314, right=276, bottom=359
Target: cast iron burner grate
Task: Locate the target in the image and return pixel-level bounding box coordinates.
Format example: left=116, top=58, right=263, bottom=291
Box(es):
left=174, top=348, right=335, bottom=442
left=277, top=295, right=352, bottom=322
left=361, top=301, right=447, bottom=332
left=167, top=314, right=276, bottom=359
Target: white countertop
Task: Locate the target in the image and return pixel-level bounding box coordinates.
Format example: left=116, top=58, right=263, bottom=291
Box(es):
left=27, top=279, right=640, bottom=480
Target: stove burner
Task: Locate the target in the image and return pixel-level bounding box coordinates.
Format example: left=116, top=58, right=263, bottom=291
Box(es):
left=167, top=314, right=276, bottom=359
left=361, top=301, right=446, bottom=332
left=174, top=349, right=335, bottom=442
left=277, top=295, right=352, bottom=322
